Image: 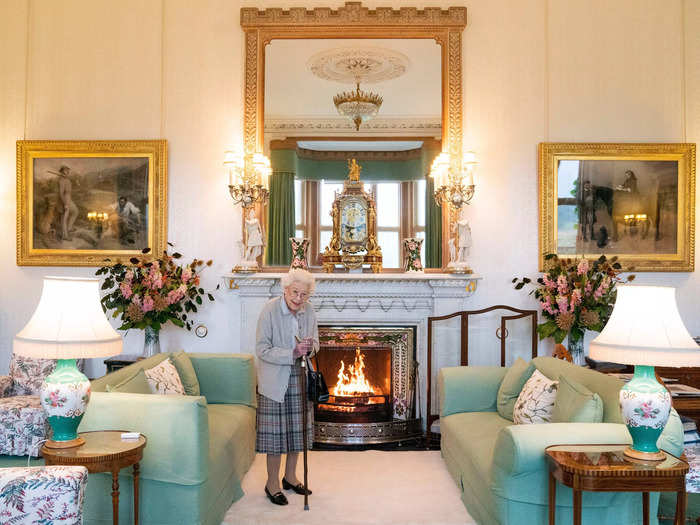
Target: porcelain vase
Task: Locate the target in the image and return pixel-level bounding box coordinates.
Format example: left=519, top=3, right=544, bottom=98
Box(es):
left=403, top=238, right=424, bottom=272
left=40, top=359, right=91, bottom=445
left=620, top=365, right=671, bottom=459
left=144, top=325, right=161, bottom=357
left=289, top=237, right=310, bottom=270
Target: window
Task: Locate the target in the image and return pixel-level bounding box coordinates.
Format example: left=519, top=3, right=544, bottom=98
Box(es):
left=295, top=178, right=426, bottom=269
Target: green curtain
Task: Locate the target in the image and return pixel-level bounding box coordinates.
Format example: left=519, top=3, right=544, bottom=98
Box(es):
left=265, top=171, right=295, bottom=266
left=425, top=176, right=442, bottom=268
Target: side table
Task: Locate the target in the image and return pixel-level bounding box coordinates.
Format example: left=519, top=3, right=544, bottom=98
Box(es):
left=545, top=444, right=688, bottom=525
left=104, top=354, right=144, bottom=374
left=42, top=430, right=147, bottom=525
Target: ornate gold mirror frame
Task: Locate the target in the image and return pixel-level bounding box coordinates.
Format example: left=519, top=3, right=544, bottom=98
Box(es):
left=240, top=2, right=467, bottom=269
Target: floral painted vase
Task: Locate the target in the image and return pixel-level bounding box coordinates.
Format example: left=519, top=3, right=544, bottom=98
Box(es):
left=289, top=237, right=310, bottom=270
left=403, top=238, right=423, bottom=272
left=620, top=365, right=671, bottom=457
left=40, top=359, right=91, bottom=444
left=144, top=325, right=161, bottom=357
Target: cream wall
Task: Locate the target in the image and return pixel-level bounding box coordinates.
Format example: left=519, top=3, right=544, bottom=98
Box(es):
left=1, top=0, right=698, bottom=377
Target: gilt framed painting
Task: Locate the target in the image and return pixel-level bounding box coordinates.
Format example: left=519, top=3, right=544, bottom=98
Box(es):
left=17, top=140, right=167, bottom=266
left=539, top=142, right=695, bottom=272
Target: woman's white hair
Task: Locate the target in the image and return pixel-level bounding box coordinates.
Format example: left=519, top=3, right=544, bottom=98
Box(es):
left=281, top=269, right=316, bottom=295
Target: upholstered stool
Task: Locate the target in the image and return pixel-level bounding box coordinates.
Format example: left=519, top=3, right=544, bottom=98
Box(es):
left=0, top=395, right=48, bottom=456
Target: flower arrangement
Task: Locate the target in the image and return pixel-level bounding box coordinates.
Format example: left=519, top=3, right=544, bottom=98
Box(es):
left=513, top=254, right=634, bottom=346
left=96, top=247, right=218, bottom=331
left=403, top=238, right=423, bottom=272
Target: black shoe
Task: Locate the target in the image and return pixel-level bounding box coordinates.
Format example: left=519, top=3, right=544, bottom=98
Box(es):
left=282, top=477, right=312, bottom=495
left=265, top=486, right=288, bottom=505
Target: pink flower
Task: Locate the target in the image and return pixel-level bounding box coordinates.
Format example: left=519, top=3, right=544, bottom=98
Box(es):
left=182, top=268, right=192, bottom=283
left=543, top=274, right=556, bottom=290
left=556, top=275, right=569, bottom=295
left=541, top=296, right=556, bottom=315
left=577, top=259, right=589, bottom=275
left=570, top=288, right=582, bottom=307
left=141, top=295, right=155, bottom=313
left=125, top=270, right=134, bottom=282
left=414, top=260, right=422, bottom=269
left=593, top=277, right=610, bottom=300
left=120, top=282, right=133, bottom=299
left=556, top=296, right=570, bottom=314
left=149, top=266, right=164, bottom=290
left=584, top=282, right=593, bottom=295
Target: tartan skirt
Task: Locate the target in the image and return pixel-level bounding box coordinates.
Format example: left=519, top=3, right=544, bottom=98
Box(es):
left=256, top=364, right=313, bottom=455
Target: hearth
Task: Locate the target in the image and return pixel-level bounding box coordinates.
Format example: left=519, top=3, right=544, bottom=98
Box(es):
left=312, top=326, right=421, bottom=445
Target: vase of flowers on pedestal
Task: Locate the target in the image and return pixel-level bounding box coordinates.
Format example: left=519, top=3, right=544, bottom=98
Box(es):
left=513, top=254, right=634, bottom=365
left=97, top=247, right=219, bottom=356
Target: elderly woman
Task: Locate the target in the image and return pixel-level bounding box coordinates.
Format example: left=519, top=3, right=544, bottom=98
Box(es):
left=255, top=268, right=318, bottom=506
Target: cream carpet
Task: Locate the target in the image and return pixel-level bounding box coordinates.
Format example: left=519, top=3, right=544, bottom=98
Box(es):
left=223, top=450, right=475, bottom=525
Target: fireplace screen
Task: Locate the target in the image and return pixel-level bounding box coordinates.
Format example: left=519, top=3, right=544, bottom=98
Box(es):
left=312, top=326, right=420, bottom=445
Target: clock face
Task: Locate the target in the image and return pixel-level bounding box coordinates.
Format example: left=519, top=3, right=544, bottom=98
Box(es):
left=340, top=198, right=367, bottom=244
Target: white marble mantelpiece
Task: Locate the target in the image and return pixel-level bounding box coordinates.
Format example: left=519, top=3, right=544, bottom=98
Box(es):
left=223, top=272, right=481, bottom=427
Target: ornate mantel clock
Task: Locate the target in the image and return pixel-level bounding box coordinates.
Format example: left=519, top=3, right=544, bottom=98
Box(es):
left=322, top=159, right=382, bottom=273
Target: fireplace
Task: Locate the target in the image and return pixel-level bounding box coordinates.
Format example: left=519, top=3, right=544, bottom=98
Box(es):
left=312, top=326, right=422, bottom=445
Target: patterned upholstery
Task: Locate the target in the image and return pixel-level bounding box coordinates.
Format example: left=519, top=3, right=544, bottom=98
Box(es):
left=0, top=466, right=87, bottom=524
left=0, top=355, right=85, bottom=456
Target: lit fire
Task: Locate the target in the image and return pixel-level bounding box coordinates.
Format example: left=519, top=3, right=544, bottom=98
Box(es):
left=332, top=348, right=380, bottom=397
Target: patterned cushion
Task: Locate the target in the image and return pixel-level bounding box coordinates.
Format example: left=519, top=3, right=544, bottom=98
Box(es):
left=0, top=396, right=49, bottom=456
left=7, top=355, right=86, bottom=396
left=0, top=466, right=87, bottom=524
left=0, top=375, right=11, bottom=397
left=144, top=359, right=186, bottom=395
left=513, top=369, right=559, bottom=424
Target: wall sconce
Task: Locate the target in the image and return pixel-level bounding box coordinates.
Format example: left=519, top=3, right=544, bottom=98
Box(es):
left=429, top=151, right=477, bottom=274
left=225, top=151, right=271, bottom=208
left=429, top=151, right=476, bottom=208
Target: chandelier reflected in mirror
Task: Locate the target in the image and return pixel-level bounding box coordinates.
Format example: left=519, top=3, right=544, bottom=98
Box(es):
left=308, top=47, right=410, bottom=131
left=429, top=151, right=477, bottom=208
left=333, top=82, right=383, bottom=131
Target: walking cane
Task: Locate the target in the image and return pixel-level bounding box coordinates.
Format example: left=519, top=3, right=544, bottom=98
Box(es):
left=297, top=337, right=310, bottom=511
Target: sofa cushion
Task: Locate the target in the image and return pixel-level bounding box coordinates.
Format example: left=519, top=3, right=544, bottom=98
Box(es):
left=144, top=359, right=185, bottom=395
left=552, top=374, right=603, bottom=423
left=106, top=369, right=152, bottom=394
left=497, top=358, right=535, bottom=421
left=533, top=357, right=624, bottom=423
left=513, top=370, right=558, bottom=424
left=170, top=350, right=201, bottom=396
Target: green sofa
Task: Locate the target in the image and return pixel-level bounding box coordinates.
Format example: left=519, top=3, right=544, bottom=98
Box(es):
left=439, top=356, right=684, bottom=525
left=78, top=352, right=256, bottom=525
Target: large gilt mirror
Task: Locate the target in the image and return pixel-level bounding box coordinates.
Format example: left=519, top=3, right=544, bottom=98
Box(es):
left=240, top=2, right=466, bottom=270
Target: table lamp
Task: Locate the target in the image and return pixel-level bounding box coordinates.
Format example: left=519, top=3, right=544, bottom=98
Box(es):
left=14, top=277, right=122, bottom=448
left=589, top=285, right=700, bottom=461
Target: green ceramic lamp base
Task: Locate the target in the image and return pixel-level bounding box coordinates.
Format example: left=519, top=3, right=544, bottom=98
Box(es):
left=40, top=358, right=91, bottom=448
left=620, top=365, right=672, bottom=462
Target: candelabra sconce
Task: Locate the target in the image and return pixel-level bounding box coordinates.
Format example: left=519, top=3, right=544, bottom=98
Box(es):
left=225, top=151, right=271, bottom=273
left=224, top=151, right=271, bottom=209
left=87, top=211, right=108, bottom=238
left=429, top=151, right=477, bottom=274
left=623, top=213, right=650, bottom=238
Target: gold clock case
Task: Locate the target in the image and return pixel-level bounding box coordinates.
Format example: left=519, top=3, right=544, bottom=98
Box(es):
left=322, top=172, right=382, bottom=273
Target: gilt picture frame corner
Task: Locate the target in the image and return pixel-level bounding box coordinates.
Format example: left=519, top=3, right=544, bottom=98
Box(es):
left=538, top=142, right=695, bottom=273
left=16, top=139, right=167, bottom=267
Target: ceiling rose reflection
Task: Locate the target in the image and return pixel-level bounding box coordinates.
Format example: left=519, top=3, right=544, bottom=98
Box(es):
left=308, top=47, right=410, bottom=130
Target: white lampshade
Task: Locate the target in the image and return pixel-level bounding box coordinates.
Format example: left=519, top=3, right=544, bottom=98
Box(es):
left=589, top=285, right=700, bottom=367
left=14, top=277, right=122, bottom=359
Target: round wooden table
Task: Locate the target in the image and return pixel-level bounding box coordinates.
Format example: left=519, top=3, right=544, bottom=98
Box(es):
left=42, top=430, right=147, bottom=525
left=545, top=444, right=688, bottom=525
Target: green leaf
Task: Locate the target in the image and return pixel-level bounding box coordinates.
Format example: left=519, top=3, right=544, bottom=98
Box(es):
left=523, top=277, right=531, bottom=284
left=553, top=329, right=567, bottom=344
left=173, top=252, right=182, bottom=259
left=207, top=293, right=214, bottom=301
left=196, top=296, right=202, bottom=305
left=171, top=319, right=184, bottom=328
left=511, top=278, right=518, bottom=283
left=515, top=282, right=525, bottom=290
left=537, top=320, right=558, bottom=340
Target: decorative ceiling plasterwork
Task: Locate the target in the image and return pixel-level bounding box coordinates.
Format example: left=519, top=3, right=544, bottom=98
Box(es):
left=296, top=147, right=422, bottom=162
left=308, top=47, right=410, bottom=85
left=264, top=116, right=442, bottom=138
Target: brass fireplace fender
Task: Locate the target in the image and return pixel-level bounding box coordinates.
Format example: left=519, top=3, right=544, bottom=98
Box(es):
left=240, top=2, right=467, bottom=267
